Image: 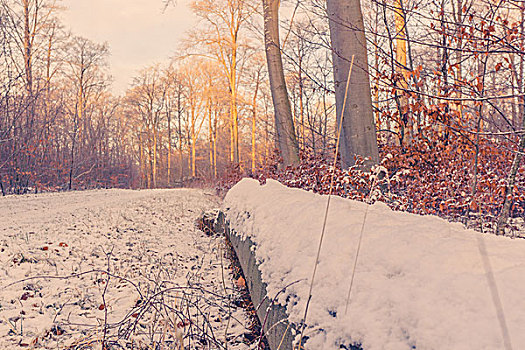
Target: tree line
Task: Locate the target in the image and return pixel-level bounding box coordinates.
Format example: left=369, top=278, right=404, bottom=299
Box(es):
left=1, top=0, right=129, bottom=193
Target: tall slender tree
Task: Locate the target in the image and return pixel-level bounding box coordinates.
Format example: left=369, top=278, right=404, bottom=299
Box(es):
left=262, top=0, right=300, bottom=167
left=327, top=0, right=379, bottom=169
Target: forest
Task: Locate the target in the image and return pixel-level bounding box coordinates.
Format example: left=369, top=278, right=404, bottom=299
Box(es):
left=1, top=0, right=524, bottom=236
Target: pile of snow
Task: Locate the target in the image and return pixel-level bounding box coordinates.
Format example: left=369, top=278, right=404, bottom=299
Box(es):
left=0, top=189, right=251, bottom=349
left=224, top=179, right=525, bottom=350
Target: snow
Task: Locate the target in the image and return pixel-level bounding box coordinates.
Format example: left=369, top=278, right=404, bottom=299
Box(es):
left=0, top=189, right=251, bottom=349
left=223, top=178, right=525, bottom=350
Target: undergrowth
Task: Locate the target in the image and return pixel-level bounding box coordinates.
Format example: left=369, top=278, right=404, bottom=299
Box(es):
left=217, top=138, right=525, bottom=237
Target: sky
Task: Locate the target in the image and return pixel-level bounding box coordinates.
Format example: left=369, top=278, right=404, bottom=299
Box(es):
left=61, top=0, right=196, bottom=95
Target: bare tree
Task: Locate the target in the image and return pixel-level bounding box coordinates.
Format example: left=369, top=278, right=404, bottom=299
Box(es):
left=190, top=0, right=255, bottom=165
left=64, top=36, right=109, bottom=190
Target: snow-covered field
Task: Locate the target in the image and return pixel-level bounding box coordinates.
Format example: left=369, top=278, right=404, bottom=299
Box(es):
left=224, top=179, right=525, bottom=350
left=0, top=189, right=251, bottom=349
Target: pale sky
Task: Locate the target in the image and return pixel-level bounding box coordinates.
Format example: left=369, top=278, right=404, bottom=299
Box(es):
left=61, top=0, right=196, bottom=95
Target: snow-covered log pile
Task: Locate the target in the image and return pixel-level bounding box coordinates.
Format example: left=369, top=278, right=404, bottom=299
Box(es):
left=216, top=211, right=296, bottom=350
left=223, top=178, right=525, bottom=350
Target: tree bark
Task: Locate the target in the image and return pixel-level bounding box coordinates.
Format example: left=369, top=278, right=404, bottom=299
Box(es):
left=153, top=127, right=158, bottom=188
left=191, top=108, right=196, bottom=178
left=231, top=59, right=240, bottom=164
left=497, top=105, right=525, bottom=235
left=23, top=0, right=33, bottom=100
left=252, top=70, right=261, bottom=173
left=167, top=99, right=172, bottom=186
left=262, top=0, right=300, bottom=167
left=327, top=0, right=379, bottom=169
left=394, top=0, right=411, bottom=145
left=208, top=98, right=214, bottom=178
left=298, top=39, right=305, bottom=149
left=178, top=83, right=184, bottom=182
left=213, top=112, right=218, bottom=178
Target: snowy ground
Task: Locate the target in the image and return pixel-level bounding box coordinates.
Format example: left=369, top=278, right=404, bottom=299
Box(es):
left=0, top=189, right=252, bottom=349
left=224, top=179, right=525, bottom=350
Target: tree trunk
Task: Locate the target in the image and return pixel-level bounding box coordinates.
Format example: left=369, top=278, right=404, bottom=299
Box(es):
left=167, top=105, right=172, bottom=186
left=327, top=0, right=379, bottom=169
left=373, top=1, right=381, bottom=134
left=231, top=65, right=240, bottom=165
left=208, top=99, right=214, bottom=178
left=139, top=133, right=145, bottom=188
left=298, top=40, right=305, bottom=149
left=230, top=114, right=234, bottom=163
left=153, top=128, right=157, bottom=188
left=452, top=0, right=464, bottom=121
left=394, top=0, right=411, bottom=145
left=262, top=0, right=300, bottom=167
left=252, top=71, right=261, bottom=173
left=187, top=133, right=192, bottom=178
left=213, top=113, right=218, bottom=178
left=497, top=109, right=525, bottom=235
left=518, top=4, right=525, bottom=131
left=69, top=137, right=75, bottom=190
left=191, top=107, right=197, bottom=178
left=23, top=0, right=33, bottom=102
left=178, top=84, right=184, bottom=182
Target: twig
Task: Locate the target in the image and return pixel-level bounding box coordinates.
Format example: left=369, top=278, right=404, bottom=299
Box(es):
left=344, top=206, right=369, bottom=315
left=297, top=55, right=355, bottom=349
left=476, top=235, right=513, bottom=350
left=101, top=246, right=114, bottom=349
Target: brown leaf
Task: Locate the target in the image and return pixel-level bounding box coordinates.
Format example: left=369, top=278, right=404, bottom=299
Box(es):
left=235, top=276, right=246, bottom=289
